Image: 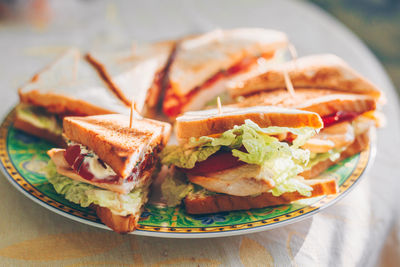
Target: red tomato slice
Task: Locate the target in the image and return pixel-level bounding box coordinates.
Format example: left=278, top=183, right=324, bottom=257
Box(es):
left=179, top=150, right=245, bottom=176
left=322, top=111, right=360, bottom=128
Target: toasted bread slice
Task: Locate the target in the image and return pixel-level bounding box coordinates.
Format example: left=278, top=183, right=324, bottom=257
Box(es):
left=14, top=116, right=64, bottom=146
left=232, top=89, right=377, bottom=117
left=86, top=41, right=175, bottom=116
left=176, top=106, right=323, bottom=139
left=18, top=48, right=130, bottom=116
left=94, top=205, right=143, bottom=234
left=301, top=129, right=370, bottom=179
left=184, top=177, right=337, bottom=214
left=169, top=28, right=288, bottom=97
left=229, top=54, right=382, bottom=101
left=63, top=114, right=171, bottom=179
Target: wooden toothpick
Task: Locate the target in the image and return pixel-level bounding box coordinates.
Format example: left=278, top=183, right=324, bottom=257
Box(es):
left=129, top=97, right=143, bottom=128
left=283, top=43, right=298, bottom=98
left=288, top=43, right=298, bottom=62
left=283, top=68, right=296, bottom=98
left=217, top=96, right=223, bottom=115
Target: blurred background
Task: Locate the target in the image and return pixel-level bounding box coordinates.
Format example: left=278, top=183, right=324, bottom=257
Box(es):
left=310, top=0, right=400, bottom=96
left=0, top=0, right=399, bottom=95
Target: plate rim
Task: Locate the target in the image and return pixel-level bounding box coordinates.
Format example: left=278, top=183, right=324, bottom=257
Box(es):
left=0, top=108, right=376, bottom=238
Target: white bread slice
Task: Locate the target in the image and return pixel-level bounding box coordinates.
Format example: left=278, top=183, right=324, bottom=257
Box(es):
left=232, top=89, right=377, bottom=117
left=176, top=106, right=323, bottom=139
left=230, top=54, right=382, bottom=99
left=86, top=41, right=175, bottom=115
left=187, top=164, right=275, bottom=197
left=63, top=114, right=171, bottom=179
left=168, top=28, right=288, bottom=97
left=19, top=48, right=130, bottom=116
left=14, top=115, right=65, bottom=146
left=95, top=203, right=146, bottom=234
left=184, top=177, right=337, bottom=214
left=229, top=54, right=382, bottom=101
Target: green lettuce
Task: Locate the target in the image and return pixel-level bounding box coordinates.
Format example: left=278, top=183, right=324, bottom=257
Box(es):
left=161, top=120, right=318, bottom=197
left=46, top=161, right=144, bottom=216
left=161, top=172, right=194, bottom=207
left=305, top=149, right=342, bottom=170
left=16, top=104, right=62, bottom=135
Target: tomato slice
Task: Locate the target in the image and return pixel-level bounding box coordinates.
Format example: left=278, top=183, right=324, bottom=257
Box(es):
left=163, top=56, right=261, bottom=117
left=179, top=150, right=245, bottom=176
left=322, top=111, right=360, bottom=128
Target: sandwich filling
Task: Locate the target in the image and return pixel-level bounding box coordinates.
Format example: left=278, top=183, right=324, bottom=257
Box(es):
left=16, top=104, right=63, bottom=136
left=161, top=119, right=318, bottom=201
left=48, top=142, right=160, bottom=194
left=303, top=115, right=374, bottom=169
left=46, top=161, right=147, bottom=216
left=163, top=52, right=279, bottom=117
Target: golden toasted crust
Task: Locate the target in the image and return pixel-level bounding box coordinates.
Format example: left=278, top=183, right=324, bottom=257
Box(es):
left=299, top=94, right=376, bottom=117
left=94, top=205, right=141, bottom=234
left=63, top=114, right=171, bottom=179
left=176, top=107, right=323, bottom=139
left=184, top=178, right=337, bottom=214
left=232, top=89, right=377, bottom=117
left=13, top=116, right=65, bottom=147
left=18, top=90, right=117, bottom=116
left=230, top=54, right=382, bottom=100
left=301, top=130, right=370, bottom=179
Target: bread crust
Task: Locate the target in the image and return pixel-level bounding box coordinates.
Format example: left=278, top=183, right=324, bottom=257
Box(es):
left=230, top=54, right=382, bottom=100
left=94, top=205, right=141, bottom=234
left=184, top=178, right=337, bottom=214
left=18, top=90, right=117, bottom=116
left=63, top=115, right=171, bottom=179
left=13, top=115, right=65, bottom=147
left=301, top=129, right=370, bottom=179
left=232, top=89, right=377, bottom=117
left=169, top=28, right=288, bottom=97
left=298, top=94, right=376, bottom=118
left=176, top=107, right=323, bottom=139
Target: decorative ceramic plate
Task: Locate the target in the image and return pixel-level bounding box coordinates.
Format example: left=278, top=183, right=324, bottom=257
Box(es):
left=0, top=109, right=375, bottom=238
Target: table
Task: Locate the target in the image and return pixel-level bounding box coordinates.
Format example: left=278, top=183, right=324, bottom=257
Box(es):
left=0, top=1, right=399, bottom=266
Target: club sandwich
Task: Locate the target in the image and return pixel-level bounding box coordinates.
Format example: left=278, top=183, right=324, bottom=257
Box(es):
left=16, top=48, right=130, bottom=145
left=160, top=106, right=338, bottom=214
left=46, top=114, right=171, bottom=233
left=229, top=54, right=383, bottom=178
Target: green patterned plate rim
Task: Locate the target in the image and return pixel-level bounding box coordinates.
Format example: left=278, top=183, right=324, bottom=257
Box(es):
left=0, top=109, right=375, bottom=238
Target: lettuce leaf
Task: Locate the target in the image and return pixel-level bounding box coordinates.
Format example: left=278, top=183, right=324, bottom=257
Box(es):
left=16, top=104, right=62, bottom=135
left=161, top=171, right=194, bottom=207
left=46, top=161, right=145, bottom=216
left=161, top=145, right=220, bottom=169
left=161, top=120, right=317, bottom=196
left=305, top=149, right=342, bottom=170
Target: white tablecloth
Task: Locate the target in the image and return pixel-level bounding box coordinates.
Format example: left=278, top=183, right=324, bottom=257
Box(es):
left=0, top=1, right=399, bottom=266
